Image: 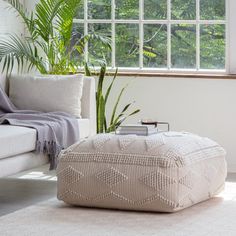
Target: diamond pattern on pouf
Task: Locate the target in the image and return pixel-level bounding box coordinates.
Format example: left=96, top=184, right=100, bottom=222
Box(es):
left=93, top=134, right=112, bottom=150
left=140, top=171, right=176, bottom=190
left=137, top=193, right=177, bottom=208
left=95, top=167, right=128, bottom=187
left=58, top=190, right=87, bottom=202
left=57, top=166, right=84, bottom=184
left=145, top=136, right=165, bottom=151
left=118, top=135, right=137, bottom=150
left=179, top=172, right=194, bottom=189
left=178, top=193, right=195, bottom=208
left=92, top=191, right=133, bottom=204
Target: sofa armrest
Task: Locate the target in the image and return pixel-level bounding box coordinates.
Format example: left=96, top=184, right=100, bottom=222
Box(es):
left=81, top=76, right=96, bottom=136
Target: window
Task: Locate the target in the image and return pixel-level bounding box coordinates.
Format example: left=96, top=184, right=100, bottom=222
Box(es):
left=74, top=0, right=226, bottom=73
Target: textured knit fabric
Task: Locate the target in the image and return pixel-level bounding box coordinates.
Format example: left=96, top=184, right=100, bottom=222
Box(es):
left=57, top=133, right=227, bottom=212
left=0, top=86, right=80, bottom=170
left=9, top=74, right=84, bottom=118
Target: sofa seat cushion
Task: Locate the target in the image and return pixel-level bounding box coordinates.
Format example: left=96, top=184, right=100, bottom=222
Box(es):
left=0, top=119, right=90, bottom=160
left=0, top=126, right=36, bottom=160
left=57, top=132, right=227, bottom=212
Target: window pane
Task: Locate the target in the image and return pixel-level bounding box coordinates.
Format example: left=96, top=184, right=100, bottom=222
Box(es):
left=116, top=24, right=139, bottom=67
left=143, top=24, right=167, bottom=68
left=144, top=0, right=167, bottom=20
left=115, top=0, right=139, bottom=19
left=171, top=0, right=196, bottom=20
left=200, top=24, right=225, bottom=69
left=71, top=23, right=84, bottom=66
left=75, top=1, right=84, bottom=19
left=200, top=0, right=225, bottom=20
left=171, top=24, right=196, bottom=69
left=88, top=0, right=111, bottom=19
left=88, top=23, right=112, bottom=66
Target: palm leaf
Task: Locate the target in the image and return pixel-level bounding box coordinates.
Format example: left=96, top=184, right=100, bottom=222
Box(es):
left=74, top=35, right=90, bottom=55
left=34, top=0, right=64, bottom=42
left=0, top=34, right=46, bottom=74
left=5, top=0, right=36, bottom=37
left=56, top=0, right=82, bottom=45
left=1, top=0, right=112, bottom=76
left=88, top=33, right=112, bottom=50
left=74, top=33, right=111, bottom=57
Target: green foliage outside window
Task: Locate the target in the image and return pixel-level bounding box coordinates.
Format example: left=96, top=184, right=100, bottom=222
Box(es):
left=76, top=0, right=226, bottom=70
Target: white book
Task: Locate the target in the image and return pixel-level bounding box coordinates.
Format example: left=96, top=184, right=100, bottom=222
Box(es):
left=117, top=124, right=158, bottom=136
left=119, top=124, right=156, bottom=131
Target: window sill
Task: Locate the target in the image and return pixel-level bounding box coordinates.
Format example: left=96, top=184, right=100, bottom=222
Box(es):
left=83, top=68, right=236, bottom=80
left=81, top=68, right=236, bottom=80
left=113, top=72, right=236, bottom=80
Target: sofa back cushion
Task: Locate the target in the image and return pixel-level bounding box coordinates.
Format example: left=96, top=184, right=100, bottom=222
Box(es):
left=9, top=74, right=84, bottom=118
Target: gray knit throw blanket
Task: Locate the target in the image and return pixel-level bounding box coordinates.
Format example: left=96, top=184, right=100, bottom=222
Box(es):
left=0, top=86, right=80, bottom=170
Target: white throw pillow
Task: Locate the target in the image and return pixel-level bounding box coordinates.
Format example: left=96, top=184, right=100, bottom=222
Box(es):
left=9, top=74, right=84, bottom=118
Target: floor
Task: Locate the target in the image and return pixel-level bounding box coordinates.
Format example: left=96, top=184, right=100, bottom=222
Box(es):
left=1, top=175, right=236, bottom=236
left=0, top=165, right=56, bottom=217
left=0, top=166, right=236, bottom=218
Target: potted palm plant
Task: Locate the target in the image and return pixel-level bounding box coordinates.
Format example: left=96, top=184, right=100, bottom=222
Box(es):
left=0, top=0, right=110, bottom=74
left=0, top=0, right=140, bottom=133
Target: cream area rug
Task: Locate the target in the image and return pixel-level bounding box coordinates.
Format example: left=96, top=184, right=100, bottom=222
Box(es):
left=1, top=182, right=236, bottom=236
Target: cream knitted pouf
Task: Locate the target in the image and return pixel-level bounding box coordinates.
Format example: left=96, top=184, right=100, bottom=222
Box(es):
left=57, top=132, right=227, bottom=212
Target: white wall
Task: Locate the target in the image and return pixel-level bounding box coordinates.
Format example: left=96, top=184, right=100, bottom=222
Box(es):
left=0, top=0, right=24, bottom=37
left=106, top=76, right=236, bottom=172
left=0, top=0, right=25, bottom=73
left=24, top=0, right=38, bottom=10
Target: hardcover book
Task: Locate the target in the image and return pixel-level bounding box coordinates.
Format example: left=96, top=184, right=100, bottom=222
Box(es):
left=116, top=124, right=158, bottom=136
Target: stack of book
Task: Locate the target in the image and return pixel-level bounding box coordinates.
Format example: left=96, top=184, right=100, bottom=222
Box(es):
left=116, top=124, right=158, bottom=136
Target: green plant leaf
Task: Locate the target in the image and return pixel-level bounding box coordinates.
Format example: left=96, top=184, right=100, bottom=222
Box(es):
left=1, top=0, right=111, bottom=75
left=97, top=93, right=105, bottom=133
left=97, top=64, right=106, bottom=96
left=107, top=106, right=140, bottom=132
left=104, top=68, right=118, bottom=104
left=0, top=34, right=47, bottom=74
left=84, top=62, right=91, bottom=76
left=85, top=63, right=140, bottom=133
left=56, top=0, right=82, bottom=45
left=143, top=50, right=157, bottom=58
left=35, top=0, right=64, bottom=42
left=6, top=0, right=36, bottom=38
left=109, top=85, right=127, bottom=126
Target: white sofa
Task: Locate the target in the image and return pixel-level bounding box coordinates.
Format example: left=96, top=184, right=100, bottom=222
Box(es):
left=0, top=75, right=96, bottom=177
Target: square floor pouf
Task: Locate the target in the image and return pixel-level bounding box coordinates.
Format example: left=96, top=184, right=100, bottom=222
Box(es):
left=57, top=132, right=227, bottom=212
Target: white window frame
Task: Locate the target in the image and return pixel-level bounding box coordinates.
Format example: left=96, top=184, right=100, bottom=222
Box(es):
left=228, top=0, right=236, bottom=74
left=74, top=0, right=235, bottom=74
